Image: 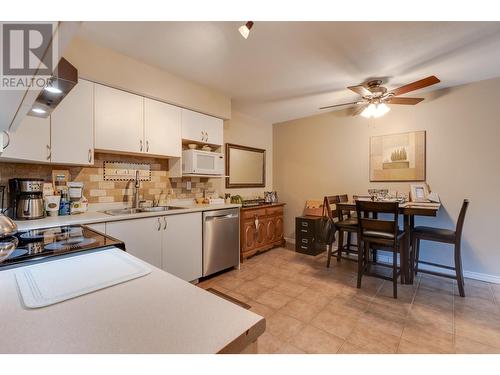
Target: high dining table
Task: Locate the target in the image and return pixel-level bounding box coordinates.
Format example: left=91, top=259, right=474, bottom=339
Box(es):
left=335, top=199, right=441, bottom=285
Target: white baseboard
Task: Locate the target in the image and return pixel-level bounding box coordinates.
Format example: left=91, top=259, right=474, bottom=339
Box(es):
left=284, top=237, right=500, bottom=284
left=368, top=253, right=500, bottom=285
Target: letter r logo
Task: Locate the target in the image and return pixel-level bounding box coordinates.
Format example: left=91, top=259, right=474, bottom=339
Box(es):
left=2, top=23, right=53, bottom=76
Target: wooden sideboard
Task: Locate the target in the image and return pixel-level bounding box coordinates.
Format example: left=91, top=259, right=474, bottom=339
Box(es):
left=240, top=203, right=285, bottom=261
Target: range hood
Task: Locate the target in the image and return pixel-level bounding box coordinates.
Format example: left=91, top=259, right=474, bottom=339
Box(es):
left=27, top=58, right=78, bottom=118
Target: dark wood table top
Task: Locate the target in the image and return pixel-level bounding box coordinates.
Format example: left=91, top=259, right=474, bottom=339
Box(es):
left=336, top=200, right=440, bottom=217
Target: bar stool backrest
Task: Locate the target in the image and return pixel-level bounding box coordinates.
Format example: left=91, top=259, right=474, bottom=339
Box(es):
left=455, top=199, right=470, bottom=244
left=355, top=201, right=400, bottom=240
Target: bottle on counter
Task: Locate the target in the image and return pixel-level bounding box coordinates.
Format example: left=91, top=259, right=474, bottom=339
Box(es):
left=58, top=191, right=70, bottom=216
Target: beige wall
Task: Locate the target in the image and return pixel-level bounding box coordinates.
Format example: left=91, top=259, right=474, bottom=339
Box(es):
left=273, top=77, right=500, bottom=279
left=64, top=37, right=231, bottom=119
left=216, top=111, right=273, bottom=198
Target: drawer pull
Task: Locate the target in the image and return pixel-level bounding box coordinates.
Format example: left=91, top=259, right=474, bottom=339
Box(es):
left=301, top=239, right=308, bottom=244
left=301, top=222, right=308, bottom=227
left=301, top=229, right=308, bottom=233
left=300, top=245, right=308, bottom=250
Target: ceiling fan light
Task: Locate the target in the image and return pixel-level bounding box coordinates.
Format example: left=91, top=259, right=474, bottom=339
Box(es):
left=238, top=21, right=254, bottom=39
left=361, top=103, right=376, bottom=118
left=373, top=103, right=390, bottom=118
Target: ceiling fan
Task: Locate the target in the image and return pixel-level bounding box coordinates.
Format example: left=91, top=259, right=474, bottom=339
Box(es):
left=320, top=76, right=440, bottom=118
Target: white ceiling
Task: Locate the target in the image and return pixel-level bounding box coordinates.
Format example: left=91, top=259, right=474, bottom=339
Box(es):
left=78, top=21, right=500, bottom=123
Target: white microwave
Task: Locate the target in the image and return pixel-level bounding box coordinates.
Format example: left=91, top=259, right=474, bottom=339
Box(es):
left=182, top=149, right=225, bottom=175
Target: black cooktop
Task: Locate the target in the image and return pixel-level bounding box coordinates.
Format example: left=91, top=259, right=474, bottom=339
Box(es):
left=0, top=225, right=125, bottom=269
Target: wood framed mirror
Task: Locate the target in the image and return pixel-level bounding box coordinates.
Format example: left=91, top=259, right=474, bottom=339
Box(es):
left=225, top=143, right=266, bottom=188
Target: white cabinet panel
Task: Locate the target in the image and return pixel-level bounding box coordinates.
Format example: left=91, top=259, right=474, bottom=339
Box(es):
left=94, top=84, right=144, bottom=154
left=203, top=116, right=223, bottom=146
left=144, top=98, right=181, bottom=157
left=1, top=115, right=50, bottom=162
left=181, top=109, right=223, bottom=145
left=51, top=79, right=94, bottom=165
left=106, top=217, right=163, bottom=268
left=162, top=212, right=202, bottom=282
left=85, top=223, right=106, bottom=234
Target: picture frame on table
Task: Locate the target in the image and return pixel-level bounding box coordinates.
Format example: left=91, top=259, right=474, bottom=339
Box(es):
left=410, top=183, right=430, bottom=202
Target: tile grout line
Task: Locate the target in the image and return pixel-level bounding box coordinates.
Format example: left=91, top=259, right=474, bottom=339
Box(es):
left=337, top=277, right=386, bottom=353
left=395, top=275, right=421, bottom=353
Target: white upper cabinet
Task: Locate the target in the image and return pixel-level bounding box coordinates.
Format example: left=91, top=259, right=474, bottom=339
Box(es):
left=51, top=79, right=94, bottom=165
left=144, top=98, right=181, bottom=157
left=1, top=115, right=51, bottom=162
left=181, top=109, right=223, bottom=145
left=94, top=83, right=144, bottom=154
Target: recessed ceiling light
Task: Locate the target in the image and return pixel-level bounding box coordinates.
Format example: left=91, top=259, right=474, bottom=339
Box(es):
left=44, top=86, right=62, bottom=94
left=32, top=108, right=47, bottom=114
left=238, top=21, right=254, bottom=39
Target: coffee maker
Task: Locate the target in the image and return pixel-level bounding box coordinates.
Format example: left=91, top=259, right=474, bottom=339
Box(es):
left=8, top=179, right=45, bottom=220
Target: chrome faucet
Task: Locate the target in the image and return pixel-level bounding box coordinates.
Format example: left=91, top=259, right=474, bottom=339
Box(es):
left=133, top=170, right=140, bottom=209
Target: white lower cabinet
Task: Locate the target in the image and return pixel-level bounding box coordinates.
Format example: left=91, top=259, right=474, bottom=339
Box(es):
left=104, top=212, right=202, bottom=282
left=85, top=223, right=106, bottom=234
left=105, top=217, right=163, bottom=269
left=162, top=212, right=202, bottom=282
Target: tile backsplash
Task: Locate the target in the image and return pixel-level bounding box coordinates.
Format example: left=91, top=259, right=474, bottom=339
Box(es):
left=0, top=152, right=215, bottom=208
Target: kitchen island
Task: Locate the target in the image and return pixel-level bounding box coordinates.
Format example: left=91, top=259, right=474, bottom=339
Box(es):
left=0, top=249, right=265, bottom=354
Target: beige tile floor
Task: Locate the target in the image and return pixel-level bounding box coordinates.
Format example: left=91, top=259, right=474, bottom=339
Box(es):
left=199, top=247, right=500, bottom=354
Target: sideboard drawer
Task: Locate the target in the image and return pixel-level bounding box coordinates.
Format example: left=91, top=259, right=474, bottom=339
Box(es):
left=266, top=206, right=283, bottom=216
left=242, top=208, right=266, bottom=220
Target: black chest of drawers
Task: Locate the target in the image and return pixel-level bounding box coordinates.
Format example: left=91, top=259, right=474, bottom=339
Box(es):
left=295, top=216, right=326, bottom=256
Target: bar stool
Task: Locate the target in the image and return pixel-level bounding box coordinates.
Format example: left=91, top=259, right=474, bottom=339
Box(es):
left=356, top=200, right=408, bottom=298
left=412, top=199, right=469, bottom=297
left=335, top=194, right=358, bottom=262
left=324, top=195, right=341, bottom=267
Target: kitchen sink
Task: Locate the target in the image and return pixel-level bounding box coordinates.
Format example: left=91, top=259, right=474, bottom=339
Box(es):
left=139, top=206, right=184, bottom=212
left=103, top=206, right=184, bottom=216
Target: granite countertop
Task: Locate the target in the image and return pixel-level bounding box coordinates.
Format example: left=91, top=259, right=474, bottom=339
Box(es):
left=0, top=248, right=264, bottom=353
left=14, top=203, right=241, bottom=231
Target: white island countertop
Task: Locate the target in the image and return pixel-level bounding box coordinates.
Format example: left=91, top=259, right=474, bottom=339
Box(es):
left=0, top=249, right=265, bottom=354
left=14, top=203, right=241, bottom=231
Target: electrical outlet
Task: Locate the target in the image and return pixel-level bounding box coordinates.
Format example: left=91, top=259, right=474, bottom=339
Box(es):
left=186, top=181, right=191, bottom=190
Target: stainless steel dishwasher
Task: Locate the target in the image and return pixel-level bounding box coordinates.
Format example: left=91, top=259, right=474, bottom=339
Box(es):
left=203, top=208, right=240, bottom=276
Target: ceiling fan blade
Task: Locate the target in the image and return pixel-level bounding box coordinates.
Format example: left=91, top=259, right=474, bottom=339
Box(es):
left=319, top=101, right=361, bottom=110
left=347, top=85, right=372, bottom=97
left=387, top=97, right=425, bottom=105
left=389, top=76, right=440, bottom=96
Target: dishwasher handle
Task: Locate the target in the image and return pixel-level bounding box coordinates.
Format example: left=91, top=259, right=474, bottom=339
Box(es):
left=205, top=213, right=238, bottom=221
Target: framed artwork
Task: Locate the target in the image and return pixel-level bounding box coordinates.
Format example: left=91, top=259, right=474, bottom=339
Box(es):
left=370, top=131, right=426, bottom=182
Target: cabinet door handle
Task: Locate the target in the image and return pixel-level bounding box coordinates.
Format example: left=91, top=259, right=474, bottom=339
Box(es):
left=88, top=149, right=92, bottom=163
left=46, top=144, right=51, bottom=160
left=205, top=131, right=208, bottom=142
left=157, top=217, right=162, bottom=231
left=146, top=140, right=149, bottom=152
left=163, top=217, right=167, bottom=230
left=140, top=140, right=143, bottom=152
left=2, top=131, right=10, bottom=149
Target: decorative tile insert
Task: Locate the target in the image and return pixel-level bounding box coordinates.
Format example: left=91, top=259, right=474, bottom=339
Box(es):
left=0, top=152, right=218, bottom=206
left=103, top=161, right=151, bottom=181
